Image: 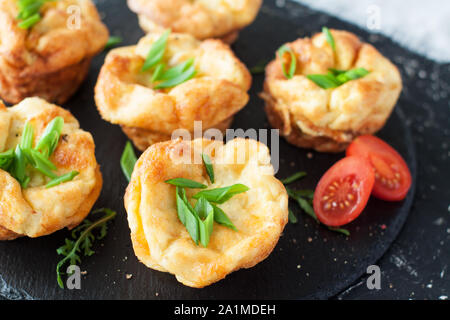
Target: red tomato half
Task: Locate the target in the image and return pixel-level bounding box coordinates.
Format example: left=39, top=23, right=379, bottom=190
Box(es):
left=313, top=156, right=375, bottom=227
left=346, top=135, right=412, bottom=201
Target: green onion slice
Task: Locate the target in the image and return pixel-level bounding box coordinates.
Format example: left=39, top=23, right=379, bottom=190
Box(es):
left=35, top=116, right=64, bottom=157
left=201, top=153, right=214, bottom=184
left=192, top=184, right=249, bottom=204
left=277, top=45, right=297, bottom=79
left=322, top=26, right=336, bottom=51
left=120, top=141, right=137, bottom=182
left=154, top=64, right=196, bottom=89
left=142, top=29, right=170, bottom=72
left=46, top=171, right=79, bottom=188
left=165, top=178, right=207, bottom=189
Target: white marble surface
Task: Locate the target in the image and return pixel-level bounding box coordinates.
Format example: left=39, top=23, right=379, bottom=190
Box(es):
left=290, top=0, right=450, bottom=63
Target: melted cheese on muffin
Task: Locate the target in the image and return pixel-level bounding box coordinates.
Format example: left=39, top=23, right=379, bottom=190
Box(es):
left=124, top=138, right=288, bottom=287
left=0, top=97, right=102, bottom=240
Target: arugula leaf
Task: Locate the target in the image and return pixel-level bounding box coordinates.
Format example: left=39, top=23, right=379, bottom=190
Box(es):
left=192, top=184, right=249, bottom=204
left=56, top=208, right=116, bottom=288
left=285, top=186, right=350, bottom=236
left=277, top=45, right=297, bottom=79
left=322, top=26, right=336, bottom=51
left=202, top=153, right=214, bottom=183
left=120, top=141, right=137, bottom=182
left=165, top=178, right=207, bottom=189
left=288, top=209, right=298, bottom=224
left=142, top=30, right=170, bottom=71
left=281, top=171, right=307, bottom=184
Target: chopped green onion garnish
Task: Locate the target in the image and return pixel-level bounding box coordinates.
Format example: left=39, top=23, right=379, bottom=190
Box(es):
left=307, top=67, right=370, bottom=89
left=322, top=26, right=336, bottom=51
left=35, top=116, right=64, bottom=157
left=46, top=171, right=79, bottom=188
left=18, top=12, right=41, bottom=29
left=120, top=141, right=137, bottom=182
left=277, top=44, right=297, bottom=79
left=142, top=29, right=170, bottom=72
left=202, top=154, right=214, bottom=184
left=192, top=184, right=249, bottom=204
left=165, top=178, right=207, bottom=189
left=154, top=64, right=196, bottom=89
left=104, top=36, right=122, bottom=51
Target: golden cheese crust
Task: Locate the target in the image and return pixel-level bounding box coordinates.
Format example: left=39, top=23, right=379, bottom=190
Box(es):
left=0, top=97, right=103, bottom=240
left=127, top=0, right=262, bottom=43
left=0, top=0, right=109, bottom=104
left=124, top=138, right=288, bottom=288
left=262, top=29, right=402, bottom=152
left=95, top=32, right=252, bottom=151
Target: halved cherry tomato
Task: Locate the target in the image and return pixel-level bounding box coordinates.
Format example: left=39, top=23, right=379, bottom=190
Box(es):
left=346, top=135, right=412, bottom=201
left=313, top=156, right=375, bottom=227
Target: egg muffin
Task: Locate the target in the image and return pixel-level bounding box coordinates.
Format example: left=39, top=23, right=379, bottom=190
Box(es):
left=0, top=0, right=109, bottom=104
left=0, top=97, right=102, bottom=240
left=124, top=137, right=288, bottom=288
left=95, top=32, right=251, bottom=151
left=261, top=29, right=402, bottom=152
left=127, top=0, right=262, bottom=44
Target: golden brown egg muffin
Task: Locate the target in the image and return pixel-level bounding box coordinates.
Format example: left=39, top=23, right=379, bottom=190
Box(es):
left=0, top=0, right=109, bottom=104
left=0, top=97, right=102, bottom=240
left=95, top=32, right=252, bottom=151
left=127, top=0, right=262, bottom=43
left=124, top=138, right=288, bottom=288
left=261, top=29, right=402, bottom=153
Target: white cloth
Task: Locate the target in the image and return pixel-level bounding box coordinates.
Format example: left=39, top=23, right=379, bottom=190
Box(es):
left=288, top=0, right=450, bottom=63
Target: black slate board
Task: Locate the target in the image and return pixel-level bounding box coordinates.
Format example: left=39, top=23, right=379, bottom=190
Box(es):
left=0, top=0, right=418, bottom=299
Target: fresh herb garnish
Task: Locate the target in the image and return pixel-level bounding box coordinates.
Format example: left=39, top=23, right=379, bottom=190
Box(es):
left=249, top=59, right=269, bottom=75
left=154, top=62, right=196, bottom=89
left=277, top=45, right=297, bottom=79
left=307, top=67, right=370, bottom=89
left=165, top=178, right=207, bottom=189
left=142, top=29, right=170, bottom=71
left=192, top=184, right=250, bottom=204
left=141, top=30, right=198, bottom=89
left=120, top=141, right=137, bottom=182
left=281, top=171, right=307, bottom=184
left=46, top=170, right=79, bottom=188
left=202, top=153, right=214, bottom=183
left=104, top=36, right=122, bottom=51
left=282, top=174, right=350, bottom=236
left=1, top=117, right=77, bottom=188
left=56, top=208, right=116, bottom=288
left=16, top=0, right=55, bottom=29
left=167, top=154, right=246, bottom=246
left=288, top=209, right=298, bottom=224
left=322, top=26, right=336, bottom=52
